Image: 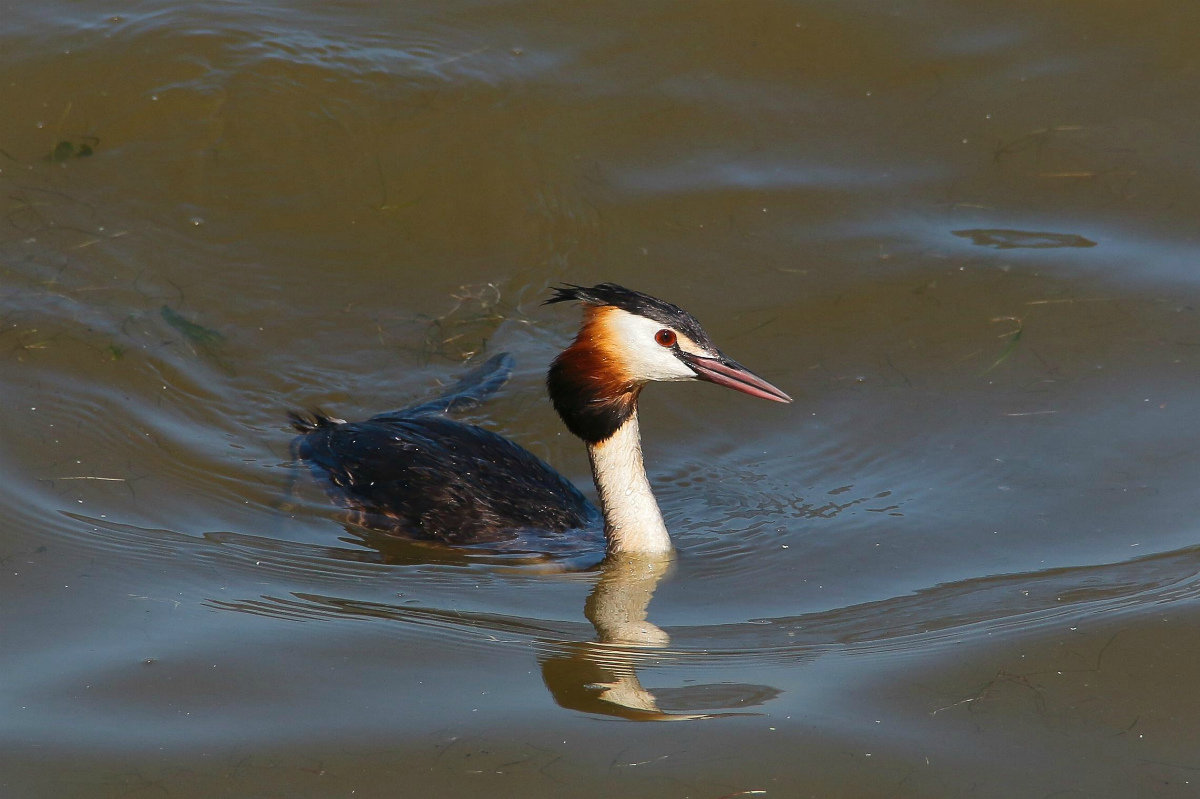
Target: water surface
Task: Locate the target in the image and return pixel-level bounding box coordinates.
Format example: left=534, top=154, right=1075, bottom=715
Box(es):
left=3, top=1, right=1200, bottom=797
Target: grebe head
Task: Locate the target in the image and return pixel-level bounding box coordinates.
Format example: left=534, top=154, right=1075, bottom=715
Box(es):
left=545, top=283, right=791, bottom=443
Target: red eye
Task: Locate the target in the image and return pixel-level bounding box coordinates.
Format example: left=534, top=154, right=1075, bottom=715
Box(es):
left=655, top=329, right=677, bottom=347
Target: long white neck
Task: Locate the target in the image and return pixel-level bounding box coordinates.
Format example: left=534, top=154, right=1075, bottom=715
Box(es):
left=586, top=409, right=673, bottom=556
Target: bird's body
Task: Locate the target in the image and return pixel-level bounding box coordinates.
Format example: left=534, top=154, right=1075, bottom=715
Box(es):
left=291, top=283, right=790, bottom=556
left=290, top=358, right=599, bottom=545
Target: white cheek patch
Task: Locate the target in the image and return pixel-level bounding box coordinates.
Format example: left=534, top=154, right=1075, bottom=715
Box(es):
left=604, top=310, right=701, bottom=382
left=675, top=334, right=708, bottom=357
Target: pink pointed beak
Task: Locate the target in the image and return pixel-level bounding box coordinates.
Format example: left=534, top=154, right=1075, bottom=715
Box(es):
left=679, top=352, right=792, bottom=403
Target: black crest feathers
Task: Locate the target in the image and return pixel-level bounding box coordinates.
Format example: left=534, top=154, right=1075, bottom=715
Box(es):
left=544, top=283, right=714, bottom=351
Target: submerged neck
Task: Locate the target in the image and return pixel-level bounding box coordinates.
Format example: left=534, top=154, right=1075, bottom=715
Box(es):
left=586, top=410, right=673, bottom=556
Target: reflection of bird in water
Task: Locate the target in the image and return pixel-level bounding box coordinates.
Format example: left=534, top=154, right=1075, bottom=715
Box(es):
left=290, top=284, right=790, bottom=556
left=201, top=546, right=780, bottom=721
left=539, top=554, right=782, bottom=721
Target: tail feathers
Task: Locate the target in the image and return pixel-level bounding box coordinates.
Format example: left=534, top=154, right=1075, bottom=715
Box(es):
left=406, top=352, right=516, bottom=417
left=287, top=409, right=346, bottom=433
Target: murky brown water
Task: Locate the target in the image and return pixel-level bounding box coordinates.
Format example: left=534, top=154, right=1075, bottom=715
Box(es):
left=3, top=1, right=1200, bottom=796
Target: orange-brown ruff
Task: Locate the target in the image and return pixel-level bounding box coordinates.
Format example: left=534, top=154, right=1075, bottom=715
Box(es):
left=547, top=305, right=641, bottom=444
left=291, top=283, right=791, bottom=555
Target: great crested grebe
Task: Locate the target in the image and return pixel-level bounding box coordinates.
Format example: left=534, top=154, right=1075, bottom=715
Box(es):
left=290, top=283, right=791, bottom=555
